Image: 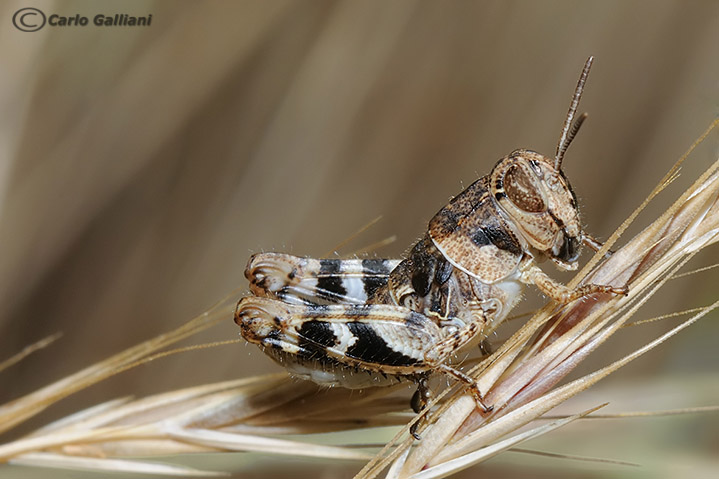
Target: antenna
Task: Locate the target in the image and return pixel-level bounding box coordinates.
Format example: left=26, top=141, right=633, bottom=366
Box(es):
left=555, top=56, right=593, bottom=169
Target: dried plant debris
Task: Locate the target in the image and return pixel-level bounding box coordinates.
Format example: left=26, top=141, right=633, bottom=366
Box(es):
left=357, top=120, right=719, bottom=479
left=0, top=121, right=717, bottom=476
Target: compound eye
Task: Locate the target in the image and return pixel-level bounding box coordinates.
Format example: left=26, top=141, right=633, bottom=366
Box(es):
left=504, top=163, right=546, bottom=213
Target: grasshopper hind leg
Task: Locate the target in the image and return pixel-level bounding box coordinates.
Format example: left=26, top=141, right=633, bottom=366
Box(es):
left=245, top=253, right=399, bottom=306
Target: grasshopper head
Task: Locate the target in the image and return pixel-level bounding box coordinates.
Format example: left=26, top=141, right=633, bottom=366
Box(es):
left=490, top=56, right=597, bottom=271
left=490, top=149, right=582, bottom=270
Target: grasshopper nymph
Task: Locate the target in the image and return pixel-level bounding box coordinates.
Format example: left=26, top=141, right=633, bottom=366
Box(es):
left=235, top=57, right=627, bottom=437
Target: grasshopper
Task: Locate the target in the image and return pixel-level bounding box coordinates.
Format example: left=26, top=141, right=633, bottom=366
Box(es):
left=235, top=57, right=626, bottom=434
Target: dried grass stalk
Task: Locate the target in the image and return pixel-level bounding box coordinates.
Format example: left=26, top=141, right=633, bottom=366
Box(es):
left=362, top=120, right=719, bottom=478
left=0, top=122, right=717, bottom=477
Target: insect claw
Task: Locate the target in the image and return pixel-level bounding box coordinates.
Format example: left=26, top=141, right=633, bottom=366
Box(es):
left=612, top=285, right=629, bottom=296
left=470, top=387, right=493, bottom=413
left=476, top=397, right=494, bottom=413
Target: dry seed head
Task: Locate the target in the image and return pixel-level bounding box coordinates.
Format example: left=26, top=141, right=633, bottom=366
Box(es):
left=386, top=123, right=719, bottom=478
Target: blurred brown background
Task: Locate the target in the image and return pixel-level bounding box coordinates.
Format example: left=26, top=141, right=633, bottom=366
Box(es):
left=1, top=0, right=718, bottom=476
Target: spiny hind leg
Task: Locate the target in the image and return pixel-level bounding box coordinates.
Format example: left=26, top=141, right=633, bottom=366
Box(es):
left=245, top=253, right=399, bottom=305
